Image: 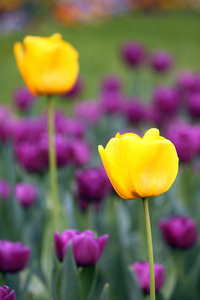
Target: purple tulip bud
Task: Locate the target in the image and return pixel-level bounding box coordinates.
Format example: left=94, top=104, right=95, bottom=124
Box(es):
left=70, top=139, right=91, bottom=166
left=0, top=240, right=30, bottom=273
left=150, top=51, right=173, bottom=73
left=187, top=92, right=200, bottom=118
left=54, top=229, right=108, bottom=266
left=74, top=101, right=102, bottom=124
left=0, top=286, right=16, bottom=300
left=133, top=261, right=165, bottom=294
left=100, top=91, right=122, bottom=115
left=100, top=75, right=123, bottom=93
left=123, top=98, right=146, bottom=124
left=13, top=86, right=36, bottom=111
left=75, top=167, right=110, bottom=204
left=0, top=180, right=11, bottom=202
left=176, top=70, right=197, bottom=93
left=120, top=41, right=145, bottom=68
left=15, top=183, right=37, bottom=208
left=166, top=123, right=198, bottom=163
left=153, top=86, right=179, bottom=114
left=15, top=141, right=48, bottom=173
left=159, top=216, right=198, bottom=249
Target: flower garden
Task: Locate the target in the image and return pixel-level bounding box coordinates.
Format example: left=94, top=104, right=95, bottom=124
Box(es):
left=0, top=4, right=200, bottom=300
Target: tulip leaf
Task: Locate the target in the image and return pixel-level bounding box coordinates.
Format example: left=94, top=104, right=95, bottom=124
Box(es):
left=60, top=243, right=81, bottom=300
left=161, top=261, right=178, bottom=300
left=99, top=283, right=110, bottom=300
left=79, top=265, right=97, bottom=300
left=127, top=266, right=143, bottom=300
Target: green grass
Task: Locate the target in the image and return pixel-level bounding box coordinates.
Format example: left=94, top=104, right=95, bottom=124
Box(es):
left=1, top=11, right=200, bottom=108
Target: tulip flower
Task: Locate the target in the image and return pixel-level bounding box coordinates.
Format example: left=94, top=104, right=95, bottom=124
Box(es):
left=133, top=261, right=165, bottom=294
left=54, top=229, right=108, bottom=266
left=0, top=286, right=16, bottom=300
left=15, top=182, right=38, bottom=208
left=0, top=240, right=30, bottom=273
left=98, top=128, right=178, bottom=300
left=13, top=33, right=79, bottom=96
left=159, top=216, right=198, bottom=249
left=98, top=128, right=179, bottom=200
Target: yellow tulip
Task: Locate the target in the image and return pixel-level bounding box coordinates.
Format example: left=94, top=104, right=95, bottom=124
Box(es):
left=98, top=128, right=179, bottom=200
left=14, top=33, right=79, bottom=95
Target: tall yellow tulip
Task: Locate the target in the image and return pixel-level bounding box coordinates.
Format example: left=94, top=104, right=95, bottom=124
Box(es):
left=14, top=33, right=79, bottom=95
left=98, top=128, right=179, bottom=199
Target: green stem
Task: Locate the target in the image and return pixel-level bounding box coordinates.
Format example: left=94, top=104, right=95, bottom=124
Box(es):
left=142, top=197, right=155, bottom=300
left=47, top=96, right=59, bottom=231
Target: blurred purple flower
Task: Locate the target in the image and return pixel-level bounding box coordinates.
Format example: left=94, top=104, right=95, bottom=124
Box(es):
left=159, top=216, right=198, bottom=249
left=70, top=139, right=91, bottom=166
left=62, top=76, right=84, bottom=98
left=0, top=286, right=16, bottom=300
left=15, top=141, right=48, bottom=173
left=15, top=183, right=37, bottom=208
left=166, top=123, right=198, bottom=163
left=100, top=75, right=123, bottom=93
left=0, top=240, right=30, bottom=273
left=13, top=86, right=36, bottom=111
left=150, top=51, right=173, bottom=73
left=75, top=167, right=111, bottom=209
left=74, top=101, right=102, bottom=124
left=100, top=91, right=123, bottom=114
left=123, top=98, right=146, bottom=124
left=153, top=86, right=179, bottom=115
left=120, top=41, right=145, bottom=68
left=54, top=229, right=108, bottom=266
left=176, top=70, right=197, bottom=93
left=187, top=92, right=200, bottom=118
left=133, top=261, right=165, bottom=294
left=0, top=180, right=11, bottom=202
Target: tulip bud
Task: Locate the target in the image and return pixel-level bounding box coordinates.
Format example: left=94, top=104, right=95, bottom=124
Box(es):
left=159, top=216, right=198, bottom=249
left=133, top=261, right=165, bottom=294
left=0, top=286, right=16, bottom=300
left=54, top=229, right=108, bottom=266
left=150, top=51, right=173, bottom=73
left=15, top=182, right=37, bottom=208
left=13, top=86, right=36, bottom=111
left=0, top=240, right=30, bottom=273
left=120, top=41, right=145, bottom=68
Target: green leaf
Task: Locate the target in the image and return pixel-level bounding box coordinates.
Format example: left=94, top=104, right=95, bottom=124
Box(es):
left=127, top=266, right=143, bottom=300
left=161, top=261, right=178, bottom=300
left=60, top=243, right=81, bottom=300
left=99, top=283, right=110, bottom=300
left=79, top=265, right=96, bottom=300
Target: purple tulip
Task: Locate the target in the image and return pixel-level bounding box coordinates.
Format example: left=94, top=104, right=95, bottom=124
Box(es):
left=100, top=91, right=122, bottom=115
left=13, top=86, right=36, bottom=111
left=74, top=101, right=102, bottom=124
left=0, top=180, right=11, bottom=202
left=187, top=92, right=200, bottom=118
left=120, top=41, right=145, bottom=68
left=54, top=229, right=108, bottom=266
left=75, top=167, right=111, bottom=204
left=15, top=183, right=37, bottom=208
left=70, top=139, right=91, bottom=166
left=0, top=240, right=30, bottom=273
left=153, top=86, right=179, bottom=115
left=159, top=216, right=198, bottom=249
left=166, top=123, right=198, bottom=163
left=100, top=75, right=123, bottom=93
left=150, top=51, right=173, bottom=73
left=15, top=141, right=48, bottom=173
left=176, top=70, right=197, bottom=93
left=123, top=98, right=146, bottom=124
left=0, top=286, right=16, bottom=300
left=133, top=261, right=165, bottom=294
left=0, top=106, right=13, bottom=143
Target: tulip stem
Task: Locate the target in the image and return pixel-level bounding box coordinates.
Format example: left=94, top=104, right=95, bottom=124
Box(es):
left=47, top=96, right=60, bottom=231
left=142, top=197, right=155, bottom=300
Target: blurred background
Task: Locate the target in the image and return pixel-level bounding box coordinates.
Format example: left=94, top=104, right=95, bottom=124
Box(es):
left=0, top=0, right=200, bottom=110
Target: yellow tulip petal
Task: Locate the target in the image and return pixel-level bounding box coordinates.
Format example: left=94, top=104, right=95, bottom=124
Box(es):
left=98, top=142, right=139, bottom=200
left=143, top=128, right=161, bottom=143
left=132, top=140, right=179, bottom=198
